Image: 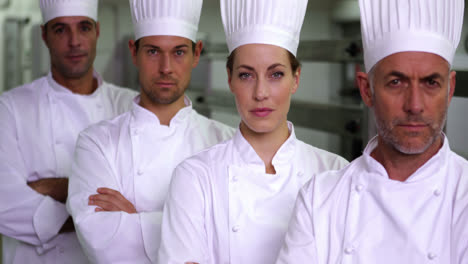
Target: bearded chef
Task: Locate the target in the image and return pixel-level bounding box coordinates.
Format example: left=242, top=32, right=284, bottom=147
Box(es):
left=66, top=0, right=235, bottom=263
left=276, top=0, right=468, bottom=263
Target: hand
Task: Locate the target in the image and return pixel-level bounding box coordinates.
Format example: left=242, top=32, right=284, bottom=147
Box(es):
left=88, top=188, right=137, bottom=214
left=27, top=178, right=69, bottom=203
left=59, top=217, right=75, bottom=233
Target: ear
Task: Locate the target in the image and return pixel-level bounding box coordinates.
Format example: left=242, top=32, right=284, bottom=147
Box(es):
left=192, top=40, right=203, bottom=68
left=95, top=21, right=100, bottom=39
left=291, top=67, right=301, bottom=95
left=128, top=39, right=138, bottom=67
left=448, top=70, right=456, bottom=104
left=356, top=71, right=373, bottom=107
left=226, top=67, right=234, bottom=93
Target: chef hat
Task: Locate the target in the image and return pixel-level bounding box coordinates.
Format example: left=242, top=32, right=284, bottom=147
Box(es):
left=221, top=0, right=308, bottom=56
left=129, top=0, right=203, bottom=42
left=40, top=0, right=98, bottom=24
left=359, top=0, right=464, bottom=73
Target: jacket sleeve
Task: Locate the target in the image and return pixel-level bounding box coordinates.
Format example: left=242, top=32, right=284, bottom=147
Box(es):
left=0, top=98, right=69, bottom=252
left=67, top=130, right=151, bottom=264
left=452, top=179, right=468, bottom=264
left=275, top=179, right=319, bottom=264
left=157, top=160, right=210, bottom=264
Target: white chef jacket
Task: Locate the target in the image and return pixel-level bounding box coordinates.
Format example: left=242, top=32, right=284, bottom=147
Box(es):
left=0, top=72, right=137, bottom=264
left=66, top=96, right=235, bottom=264
left=276, top=136, right=468, bottom=264
left=158, top=123, right=348, bottom=264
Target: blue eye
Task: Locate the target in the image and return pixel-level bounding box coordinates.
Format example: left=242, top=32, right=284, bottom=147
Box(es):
left=271, top=71, right=284, bottom=79
left=239, top=72, right=251, bottom=80
left=147, top=49, right=157, bottom=55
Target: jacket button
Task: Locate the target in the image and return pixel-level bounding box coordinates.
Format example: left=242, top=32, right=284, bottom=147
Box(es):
left=232, top=225, right=240, bottom=232
left=297, top=171, right=304, bottom=177
left=355, top=184, right=364, bottom=193
left=433, top=189, right=441, bottom=196
left=427, top=252, right=437, bottom=260
left=137, top=169, right=143, bottom=176
left=344, top=246, right=354, bottom=254
left=231, top=176, right=238, bottom=182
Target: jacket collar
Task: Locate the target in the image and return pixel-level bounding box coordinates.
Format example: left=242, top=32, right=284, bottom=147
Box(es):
left=233, top=121, right=297, bottom=167
left=46, top=70, right=103, bottom=97
left=130, top=95, right=193, bottom=128
left=362, top=134, right=450, bottom=182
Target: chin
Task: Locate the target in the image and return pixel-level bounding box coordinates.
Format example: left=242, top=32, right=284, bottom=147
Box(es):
left=243, top=120, right=278, bottom=134
left=392, top=135, right=439, bottom=155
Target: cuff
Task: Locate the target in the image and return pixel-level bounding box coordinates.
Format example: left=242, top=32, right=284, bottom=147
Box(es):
left=33, top=196, right=69, bottom=247
left=140, top=211, right=163, bottom=263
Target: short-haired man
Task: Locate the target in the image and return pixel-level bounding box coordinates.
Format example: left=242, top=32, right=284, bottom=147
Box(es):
left=276, top=0, right=468, bottom=263
left=0, top=0, right=136, bottom=263
left=66, top=0, right=235, bottom=263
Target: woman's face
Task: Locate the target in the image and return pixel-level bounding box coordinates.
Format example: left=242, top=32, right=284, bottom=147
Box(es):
left=228, top=44, right=300, bottom=134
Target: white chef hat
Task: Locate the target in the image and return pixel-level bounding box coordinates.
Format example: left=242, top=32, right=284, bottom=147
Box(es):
left=40, top=0, right=98, bottom=24
left=359, top=0, right=464, bottom=73
left=129, top=0, right=203, bottom=42
left=221, top=0, right=308, bottom=56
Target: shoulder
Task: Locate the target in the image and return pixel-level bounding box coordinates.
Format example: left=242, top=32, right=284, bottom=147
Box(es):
left=304, top=156, right=360, bottom=202
left=190, top=111, right=236, bottom=140
left=0, top=77, right=48, bottom=105
left=102, top=82, right=137, bottom=98
left=295, top=139, right=349, bottom=170
left=101, top=82, right=137, bottom=109
left=174, top=139, right=233, bottom=181
left=78, top=111, right=131, bottom=149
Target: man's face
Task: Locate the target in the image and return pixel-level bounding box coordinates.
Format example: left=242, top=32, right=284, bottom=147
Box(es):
left=359, top=51, right=456, bottom=154
left=129, top=36, right=202, bottom=105
left=42, top=16, right=99, bottom=80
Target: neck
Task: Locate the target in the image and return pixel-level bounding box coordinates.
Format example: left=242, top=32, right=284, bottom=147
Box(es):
left=139, top=93, right=186, bottom=126
left=51, top=67, right=97, bottom=95
left=240, top=121, right=290, bottom=174
left=370, top=134, right=443, bottom=182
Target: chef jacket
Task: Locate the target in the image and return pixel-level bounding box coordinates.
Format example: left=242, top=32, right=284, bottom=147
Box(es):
left=158, top=123, right=348, bottom=264
left=276, top=136, right=468, bottom=264
left=66, top=96, right=235, bottom=264
left=0, top=72, right=137, bottom=264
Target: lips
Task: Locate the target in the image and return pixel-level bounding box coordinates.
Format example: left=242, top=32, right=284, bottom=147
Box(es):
left=66, top=53, right=87, bottom=61
left=397, top=123, right=428, bottom=132
left=156, top=82, right=176, bottom=88
left=250, top=107, right=273, bottom=117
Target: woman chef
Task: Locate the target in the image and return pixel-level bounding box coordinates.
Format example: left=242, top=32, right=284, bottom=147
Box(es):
left=157, top=0, right=348, bottom=263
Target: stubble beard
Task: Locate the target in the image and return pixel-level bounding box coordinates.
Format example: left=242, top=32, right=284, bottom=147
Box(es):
left=53, top=51, right=94, bottom=79
left=374, top=102, right=447, bottom=155
left=141, top=76, right=186, bottom=105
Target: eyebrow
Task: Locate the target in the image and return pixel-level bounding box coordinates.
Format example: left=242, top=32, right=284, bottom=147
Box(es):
left=385, top=71, right=445, bottom=82
left=236, top=63, right=286, bottom=71
left=50, top=20, right=94, bottom=29
left=422, top=73, right=445, bottom=82
left=141, top=44, right=189, bottom=50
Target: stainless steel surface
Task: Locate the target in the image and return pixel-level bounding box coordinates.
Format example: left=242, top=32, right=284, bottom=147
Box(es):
left=297, top=39, right=363, bottom=63
left=4, top=17, right=29, bottom=91
left=201, top=39, right=364, bottom=63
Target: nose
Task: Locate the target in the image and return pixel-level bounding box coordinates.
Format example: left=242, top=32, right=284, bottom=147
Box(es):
left=403, top=85, right=424, bottom=115
left=68, top=29, right=81, bottom=47
left=159, top=54, right=173, bottom=75
left=254, top=78, right=269, bottom=101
